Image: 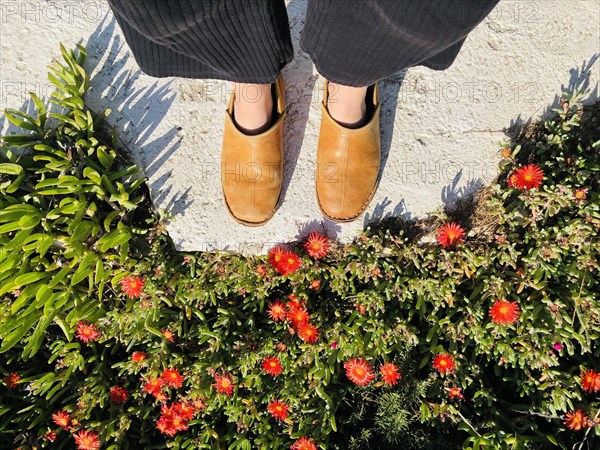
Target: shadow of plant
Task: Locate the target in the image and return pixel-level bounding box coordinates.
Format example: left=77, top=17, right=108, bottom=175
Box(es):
left=83, top=11, right=190, bottom=221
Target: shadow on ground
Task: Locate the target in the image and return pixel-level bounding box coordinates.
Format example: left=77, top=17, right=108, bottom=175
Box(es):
left=364, top=55, right=599, bottom=240
left=84, top=11, right=192, bottom=219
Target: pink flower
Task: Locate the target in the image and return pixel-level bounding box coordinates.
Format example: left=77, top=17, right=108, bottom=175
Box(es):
left=553, top=342, right=563, bottom=351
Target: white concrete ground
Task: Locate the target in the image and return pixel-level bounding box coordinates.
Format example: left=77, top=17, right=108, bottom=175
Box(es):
left=1, top=1, right=598, bottom=254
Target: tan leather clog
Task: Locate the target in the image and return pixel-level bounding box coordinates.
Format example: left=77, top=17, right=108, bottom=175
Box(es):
left=316, top=80, right=381, bottom=222
left=221, top=74, right=285, bottom=226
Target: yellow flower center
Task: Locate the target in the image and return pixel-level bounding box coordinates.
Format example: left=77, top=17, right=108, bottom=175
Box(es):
left=356, top=368, right=364, bottom=376
left=440, top=360, right=447, bottom=366
left=499, top=306, right=509, bottom=314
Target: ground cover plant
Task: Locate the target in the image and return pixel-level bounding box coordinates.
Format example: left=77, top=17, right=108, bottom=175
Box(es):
left=1, top=44, right=599, bottom=450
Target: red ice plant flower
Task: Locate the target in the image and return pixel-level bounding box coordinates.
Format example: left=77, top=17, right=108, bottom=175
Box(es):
left=436, top=222, right=465, bottom=248
left=75, top=321, right=100, bottom=344
left=268, top=246, right=301, bottom=275
left=73, top=429, right=101, bottom=450
left=286, top=298, right=304, bottom=310
left=489, top=299, right=521, bottom=325
left=509, top=164, right=544, bottom=190
left=432, top=353, right=455, bottom=374
left=44, top=431, right=57, bottom=442
left=110, top=386, right=128, bottom=404
left=262, top=357, right=283, bottom=376
left=501, top=147, right=512, bottom=159
left=287, top=306, right=309, bottom=327
left=3, top=373, right=20, bottom=388
left=309, top=279, right=321, bottom=290
left=255, top=264, right=268, bottom=277
left=52, top=410, right=71, bottom=429
left=161, top=329, right=175, bottom=342
left=278, top=251, right=301, bottom=275
left=267, top=399, right=289, bottom=421
left=119, top=275, right=144, bottom=298
left=297, top=322, right=319, bottom=343
left=161, top=368, right=184, bottom=389
left=449, top=387, right=465, bottom=400
left=304, top=232, right=330, bottom=259
left=564, top=409, right=590, bottom=431
left=344, top=358, right=376, bottom=386
left=379, top=362, right=401, bottom=385
left=172, top=402, right=197, bottom=421
left=268, top=246, right=286, bottom=269
left=276, top=343, right=287, bottom=352
left=131, top=352, right=147, bottom=363
left=213, top=373, right=234, bottom=396
left=143, top=376, right=164, bottom=398
left=156, top=403, right=190, bottom=436
left=573, top=188, right=587, bottom=202
left=267, top=301, right=287, bottom=322
left=581, top=368, right=600, bottom=394
left=290, top=436, right=317, bottom=450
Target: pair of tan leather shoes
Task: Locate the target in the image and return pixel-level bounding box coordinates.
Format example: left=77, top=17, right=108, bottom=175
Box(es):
left=221, top=75, right=381, bottom=226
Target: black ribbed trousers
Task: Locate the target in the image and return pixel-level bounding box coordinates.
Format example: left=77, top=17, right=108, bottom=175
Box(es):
left=106, top=0, right=500, bottom=87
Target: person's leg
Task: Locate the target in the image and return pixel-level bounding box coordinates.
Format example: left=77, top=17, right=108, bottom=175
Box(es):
left=325, top=84, right=368, bottom=128
left=302, top=0, right=500, bottom=222
left=106, top=0, right=292, bottom=134
left=106, top=0, right=293, bottom=225
left=230, top=83, right=274, bottom=134
left=106, top=0, right=293, bottom=83
left=300, top=0, right=500, bottom=87
left=301, top=0, right=499, bottom=127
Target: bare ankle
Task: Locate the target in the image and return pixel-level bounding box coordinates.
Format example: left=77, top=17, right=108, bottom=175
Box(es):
left=231, top=82, right=274, bottom=135
left=326, top=82, right=368, bottom=128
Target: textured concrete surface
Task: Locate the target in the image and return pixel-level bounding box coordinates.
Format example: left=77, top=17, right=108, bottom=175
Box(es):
left=1, top=1, right=599, bottom=254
